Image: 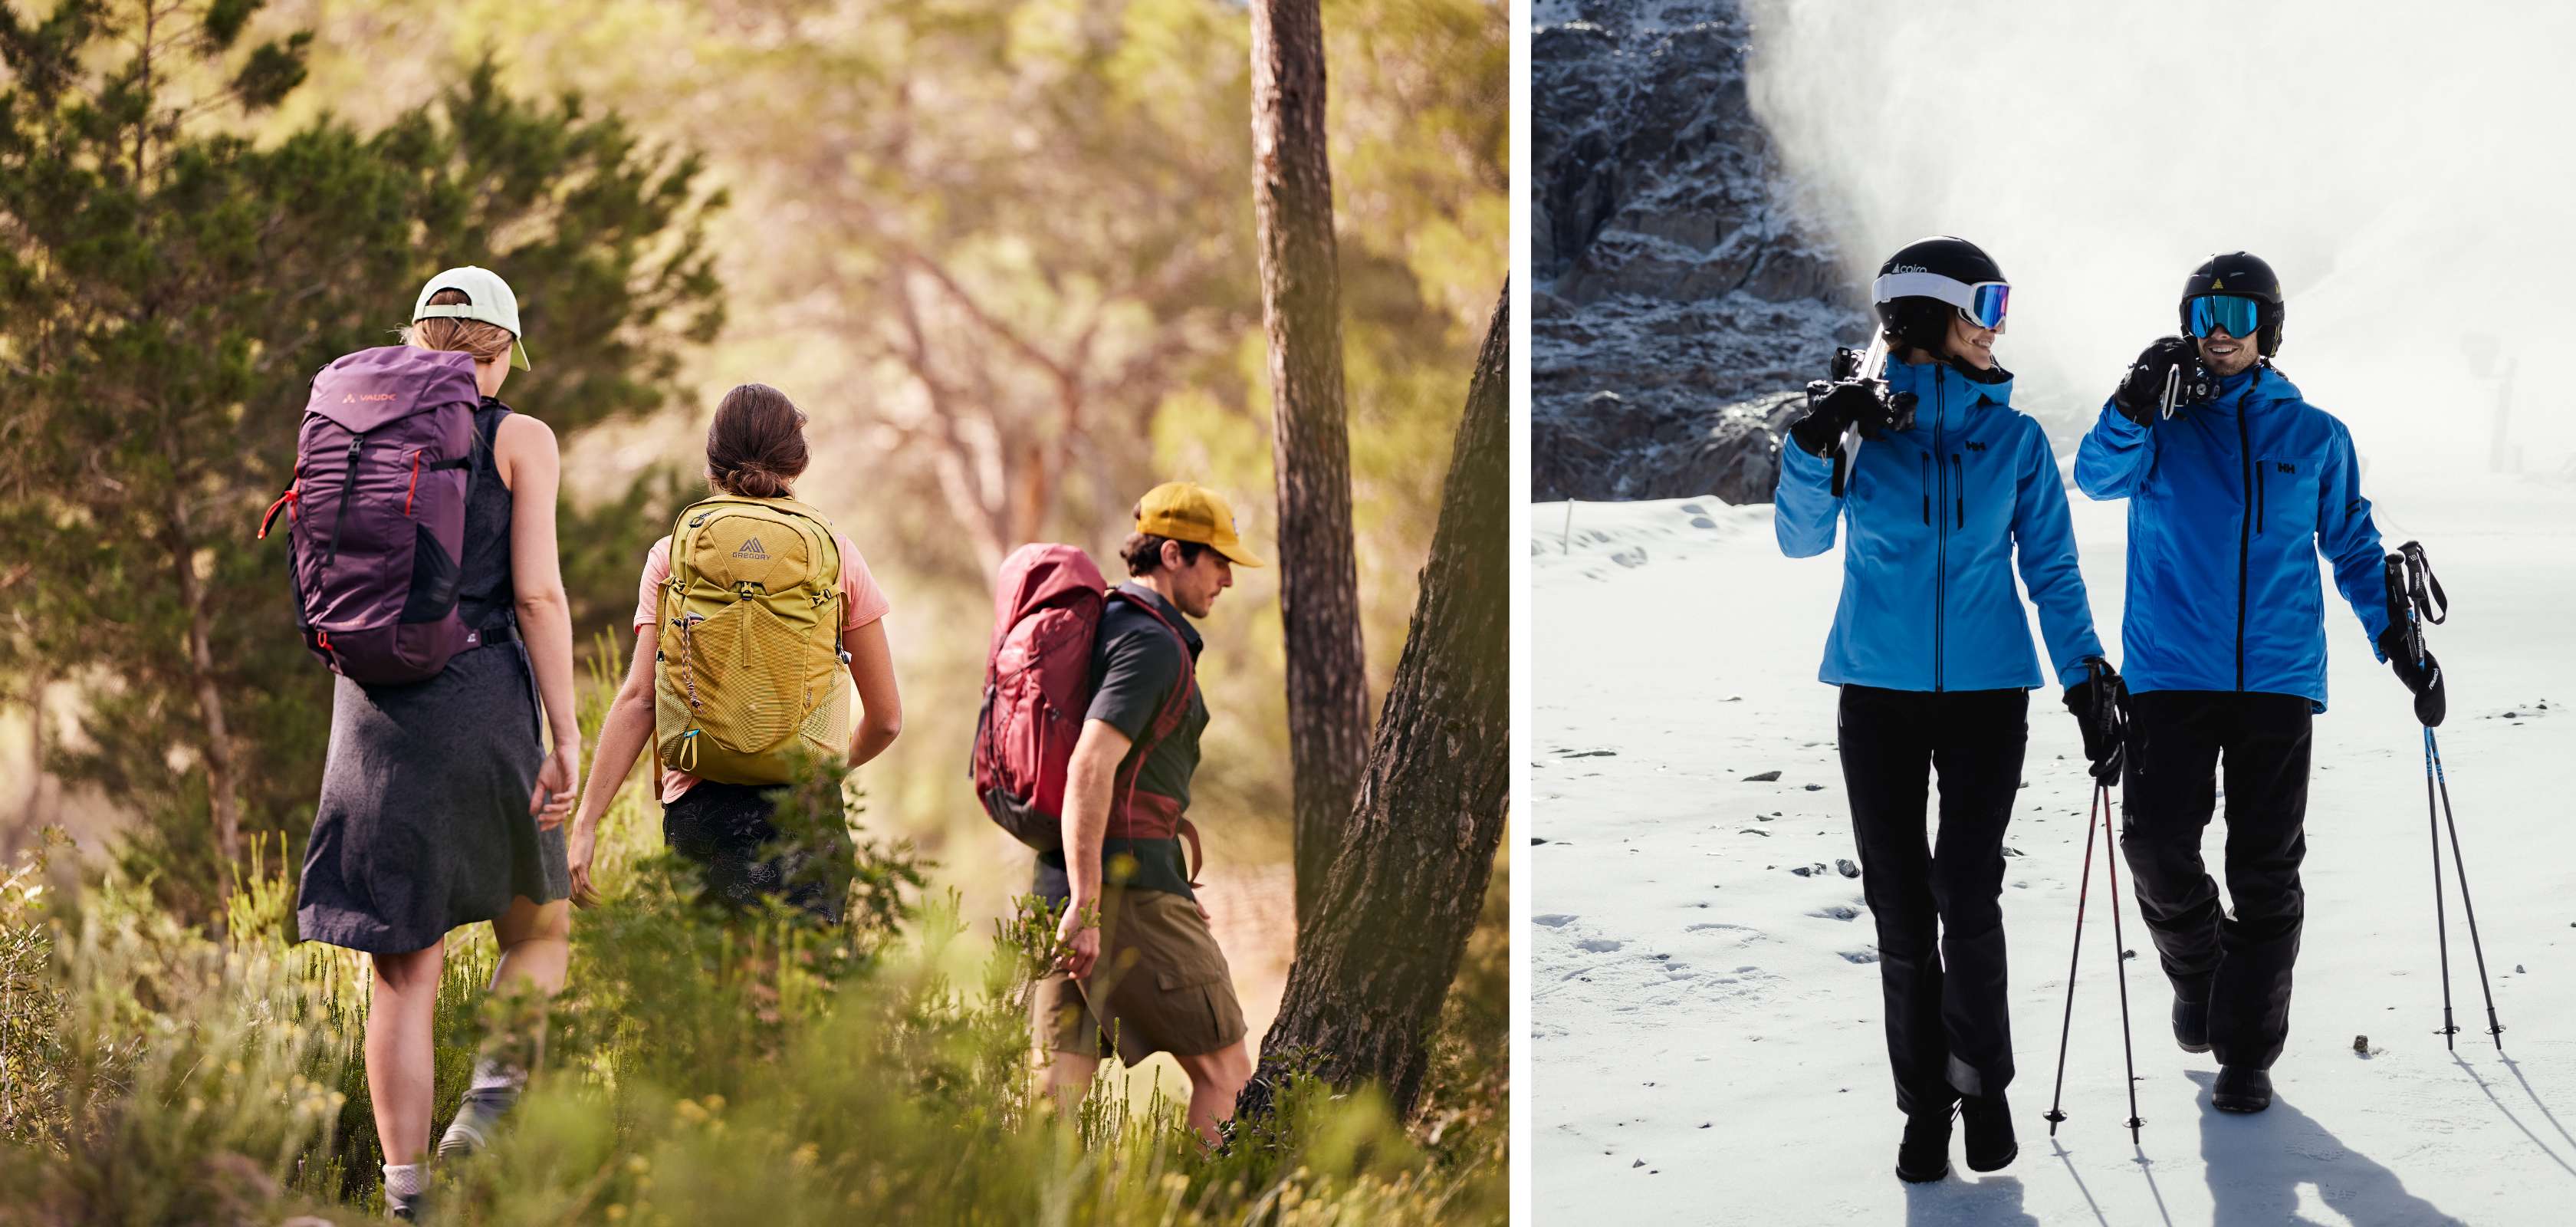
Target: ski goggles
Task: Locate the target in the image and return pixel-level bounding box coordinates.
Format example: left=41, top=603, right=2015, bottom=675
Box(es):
left=1872, top=271, right=2010, bottom=330
left=2185, top=294, right=2265, bottom=339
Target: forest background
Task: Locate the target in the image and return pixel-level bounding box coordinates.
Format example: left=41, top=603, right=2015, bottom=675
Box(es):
left=0, top=0, right=1506, bottom=1116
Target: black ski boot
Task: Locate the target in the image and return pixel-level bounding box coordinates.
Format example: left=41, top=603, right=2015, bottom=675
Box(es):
left=1960, top=1093, right=2018, bottom=1171
left=2173, top=995, right=2212, bottom=1054
left=1895, top=1105, right=1954, bottom=1183
left=2213, top=1066, right=2272, bottom=1114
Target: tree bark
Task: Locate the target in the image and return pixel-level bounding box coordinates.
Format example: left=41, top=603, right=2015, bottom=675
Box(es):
left=1242, top=284, right=1509, bottom=1121
left=1250, top=0, right=1369, bottom=926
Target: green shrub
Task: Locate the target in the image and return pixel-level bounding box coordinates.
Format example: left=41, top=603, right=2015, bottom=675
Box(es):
left=0, top=758, right=1503, bottom=1224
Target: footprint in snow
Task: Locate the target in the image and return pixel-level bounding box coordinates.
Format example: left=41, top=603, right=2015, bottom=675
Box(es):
left=1534, top=914, right=1578, bottom=928
left=1841, top=950, right=1880, bottom=964
left=1577, top=938, right=1625, bottom=953
left=1808, top=905, right=1861, bottom=921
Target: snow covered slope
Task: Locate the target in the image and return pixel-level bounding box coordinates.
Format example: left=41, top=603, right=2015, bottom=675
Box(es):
left=1531, top=475, right=2576, bottom=1225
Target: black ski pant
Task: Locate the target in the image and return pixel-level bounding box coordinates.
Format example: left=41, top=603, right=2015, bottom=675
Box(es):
left=1838, top=684, right=2028, bottom=1116
left=2118, top=689, right=2314, bottom=1071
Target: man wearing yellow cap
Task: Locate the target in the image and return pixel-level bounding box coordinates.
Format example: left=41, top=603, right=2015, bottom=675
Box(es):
left=1032, top=482, right=1265, bottom=1145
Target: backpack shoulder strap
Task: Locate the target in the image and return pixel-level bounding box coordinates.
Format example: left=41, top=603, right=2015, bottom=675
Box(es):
left=1105, top=588, right=1199, bottom=734
left=1103, top=588, right=1205, bottom=887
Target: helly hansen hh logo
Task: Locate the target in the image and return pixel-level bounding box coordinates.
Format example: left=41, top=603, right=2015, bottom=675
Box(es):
left=2275, top=462, right=2298, bottom=475
left=733, top=537, right=769, bottom=560
left=1964, top=441, right=1987, bottom=452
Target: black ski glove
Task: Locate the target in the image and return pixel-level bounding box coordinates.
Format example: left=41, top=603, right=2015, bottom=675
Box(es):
left=1790, top=380, right=1873, bottom=456
left=2377, top=625, right=2446, bottom=728
left=1791, top=380, right=1917, bottom=456
left=2111, top=336, right=2204, bottom=426
left=2062, top=656, right=2128, bottom=781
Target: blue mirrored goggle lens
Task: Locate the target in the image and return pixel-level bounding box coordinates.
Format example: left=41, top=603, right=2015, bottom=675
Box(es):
left=1958, top=282, right=2009, bottom=329
left=2187, top=294, right=2263, bottom=338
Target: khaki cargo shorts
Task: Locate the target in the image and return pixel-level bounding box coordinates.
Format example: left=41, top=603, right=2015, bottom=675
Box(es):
left=1031, top=887, right=1247, bottom=1066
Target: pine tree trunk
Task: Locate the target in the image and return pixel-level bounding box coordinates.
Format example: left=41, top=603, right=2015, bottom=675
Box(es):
left=1251, top=0, right=1369, bottom=926
left=1243, top=285, right=1509, bottom=1120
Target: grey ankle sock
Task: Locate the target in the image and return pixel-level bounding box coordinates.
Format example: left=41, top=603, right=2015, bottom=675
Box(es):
left=465, top=1056, right=527, bottom=1104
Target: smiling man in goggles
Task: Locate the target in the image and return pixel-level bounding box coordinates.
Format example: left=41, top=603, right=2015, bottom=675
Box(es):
left=2074, top=250, right=2436, bottom=1120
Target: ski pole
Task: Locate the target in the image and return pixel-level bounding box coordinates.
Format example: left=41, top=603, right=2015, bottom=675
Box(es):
left=2430, top=730, right=2505, bottom=1050
left=2098, top=780, right=2144, bottom=1143
left=2394, top=541, right=2493, bottom=1050
left=2040, top=784, right=2101, bottom=1137
left=2425, top=726, right=2459, bottom=1048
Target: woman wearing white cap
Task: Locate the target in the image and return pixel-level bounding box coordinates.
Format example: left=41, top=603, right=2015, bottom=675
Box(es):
left=294, top=266, right=577, bottom=1218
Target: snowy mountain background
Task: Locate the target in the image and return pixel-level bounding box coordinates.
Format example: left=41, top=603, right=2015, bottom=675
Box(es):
left=1531, top=0, right=1865, bottom=505
left=1531, top=2, right=2576, bottom=1221
left=1536, top=0, right=2576, bottom=505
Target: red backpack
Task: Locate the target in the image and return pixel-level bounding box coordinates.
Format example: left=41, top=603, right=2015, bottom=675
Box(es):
left=972, top=544, right=1201, bottom=880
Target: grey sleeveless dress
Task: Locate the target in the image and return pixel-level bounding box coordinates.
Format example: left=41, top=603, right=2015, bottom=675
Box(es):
left=297, top=400, right=570, bottom=952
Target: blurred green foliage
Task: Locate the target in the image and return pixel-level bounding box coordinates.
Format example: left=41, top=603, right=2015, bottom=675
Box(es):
left=0, top=676, right=1506, bottom=1222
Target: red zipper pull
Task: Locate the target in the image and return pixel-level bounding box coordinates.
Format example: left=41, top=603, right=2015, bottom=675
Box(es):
left=404, top=450, right=423, bottom=516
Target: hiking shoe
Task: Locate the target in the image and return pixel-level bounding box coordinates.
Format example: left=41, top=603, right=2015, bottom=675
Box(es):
left=1960, top=1093, right=2018, bottom=1172
left=435, top=1087, right=516, bottom=1161
left=2173, top=995, right=2212, bottom=1054
left=1895, top=1105, right=1954, bottom=1183
left=2213, top=1066, right=2273, bottom=1114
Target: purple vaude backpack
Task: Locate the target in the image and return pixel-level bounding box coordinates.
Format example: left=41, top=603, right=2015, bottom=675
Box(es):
left=258, top=346, right=485, bottom=683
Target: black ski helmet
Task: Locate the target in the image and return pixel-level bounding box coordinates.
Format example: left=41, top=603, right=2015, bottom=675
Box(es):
left=1874, top=235, right=2007, bottom=354
left=2180, top=252, right=2285, bottom=357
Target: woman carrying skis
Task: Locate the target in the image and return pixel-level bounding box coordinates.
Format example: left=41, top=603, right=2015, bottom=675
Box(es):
left=564, top=383, right=902, bottom=922
left=292, top=268, right=580, bottom=1219
left=1774, top=236, right=2122, bottom=1183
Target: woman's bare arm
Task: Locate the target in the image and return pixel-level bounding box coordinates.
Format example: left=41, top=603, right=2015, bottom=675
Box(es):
left=842, top=618, right=902, bottom=768
left=494, top=413, right=579, bottom=826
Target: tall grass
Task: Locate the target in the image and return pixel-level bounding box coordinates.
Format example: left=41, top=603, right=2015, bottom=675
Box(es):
left=0, top=641, right=1505, bottom=1223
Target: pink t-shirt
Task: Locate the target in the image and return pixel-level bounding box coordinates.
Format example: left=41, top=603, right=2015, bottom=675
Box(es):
left=632, top=531, right=890, bottom=803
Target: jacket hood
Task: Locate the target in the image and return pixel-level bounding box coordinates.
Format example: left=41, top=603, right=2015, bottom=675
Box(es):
left=1885, top=355, right=2014, bottom=410
left=2210, top=362, right=2304, bottom=412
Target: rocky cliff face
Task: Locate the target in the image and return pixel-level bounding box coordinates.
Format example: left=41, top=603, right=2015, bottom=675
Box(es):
left=1533, top=0, right=1866, bottom=503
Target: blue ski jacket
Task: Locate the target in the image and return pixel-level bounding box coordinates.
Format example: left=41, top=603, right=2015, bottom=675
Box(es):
left=1776, top=358, right=2104, bottom=692
left=2072, top=363, right=2388, bottom=710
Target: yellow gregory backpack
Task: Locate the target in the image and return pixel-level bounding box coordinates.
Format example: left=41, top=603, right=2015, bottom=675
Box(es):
left=652, top=495, right=852, bottom=785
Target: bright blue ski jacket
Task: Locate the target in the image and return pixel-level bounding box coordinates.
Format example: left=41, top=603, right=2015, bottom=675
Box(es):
left=1776, top=358, right=2104, bottom=692
left=2072, top=363, right=2388, bottom=710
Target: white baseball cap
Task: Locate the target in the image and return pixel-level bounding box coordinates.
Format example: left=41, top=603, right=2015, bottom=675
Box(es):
left=412, top=265, right=531, bottom=370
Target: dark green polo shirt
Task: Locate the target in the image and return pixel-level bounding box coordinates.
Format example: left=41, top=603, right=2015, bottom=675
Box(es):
left=1036, top=584, right=1208, bottom=901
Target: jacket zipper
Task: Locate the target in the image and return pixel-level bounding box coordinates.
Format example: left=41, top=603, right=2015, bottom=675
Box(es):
left=1933, top=369, right=1947, bottom=692
left=2234, top=386, right=2252, bottom=692
left=1919, top=454, right=1931, bottom=526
